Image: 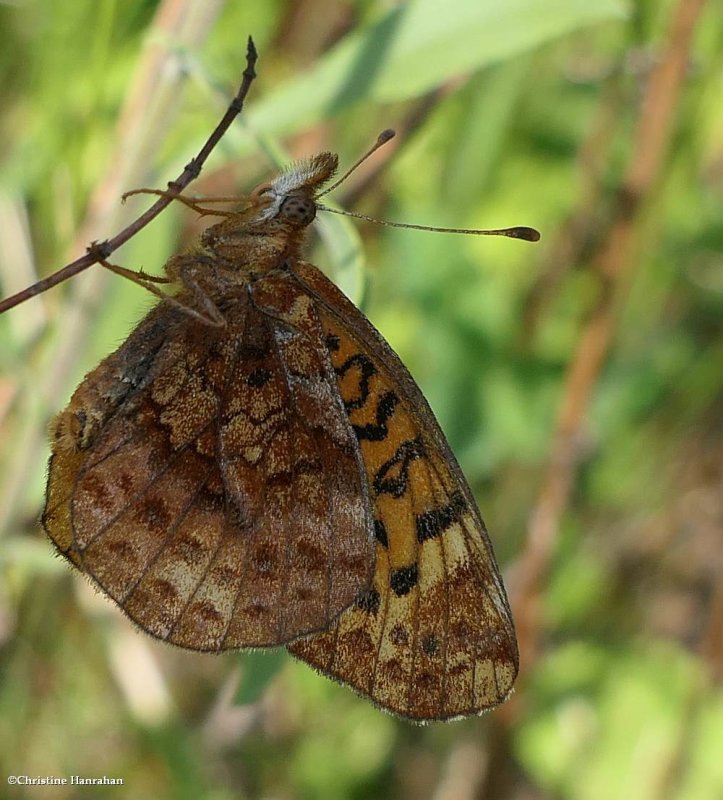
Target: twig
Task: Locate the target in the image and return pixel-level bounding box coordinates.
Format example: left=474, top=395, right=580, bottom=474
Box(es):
left=0, top=37, right=258, bottom=314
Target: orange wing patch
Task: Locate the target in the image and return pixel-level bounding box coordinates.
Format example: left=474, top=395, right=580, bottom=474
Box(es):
left=288, top=263, right=518, bottom=721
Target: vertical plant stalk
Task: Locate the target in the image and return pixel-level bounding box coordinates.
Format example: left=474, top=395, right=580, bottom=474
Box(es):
left=513, top=0, right=708, bottom=668
left=519, top=76, right=624, bottom=343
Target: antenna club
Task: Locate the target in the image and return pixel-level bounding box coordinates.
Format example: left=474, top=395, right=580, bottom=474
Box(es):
left=509, top=226, right=541, bottom=242
left=378, top=129, right=396, bottom=144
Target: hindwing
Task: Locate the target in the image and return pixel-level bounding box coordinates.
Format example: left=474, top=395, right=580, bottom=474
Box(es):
left=287, top=261, right=518, bottom=721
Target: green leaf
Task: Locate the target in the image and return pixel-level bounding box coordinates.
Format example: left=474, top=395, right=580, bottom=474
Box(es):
left=373, top=0, right=629, bottom=101
left=246, top=0, right=628, bottom=136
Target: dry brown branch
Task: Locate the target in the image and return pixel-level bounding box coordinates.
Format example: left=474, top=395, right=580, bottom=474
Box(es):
left=0, top=20, right=254, bottom=313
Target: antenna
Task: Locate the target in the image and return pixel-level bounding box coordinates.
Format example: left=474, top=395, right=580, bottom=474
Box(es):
left=316, top=204, right=540, bottom=241
left=316, top=129, right=540, bottom=241
left=317, top=129, right=396, bottom=198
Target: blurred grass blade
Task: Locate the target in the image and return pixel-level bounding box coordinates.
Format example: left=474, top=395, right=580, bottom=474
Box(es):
left=248, top=0, right=628, bottom=135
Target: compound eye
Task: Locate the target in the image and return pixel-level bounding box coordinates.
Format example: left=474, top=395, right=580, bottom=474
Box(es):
left=279, top=194, right=316, bottom=225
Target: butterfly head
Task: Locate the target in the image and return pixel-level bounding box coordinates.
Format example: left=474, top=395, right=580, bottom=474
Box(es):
left=199, top=152, right=338, bottom=270
left=247, top=152, right=339, bottom=228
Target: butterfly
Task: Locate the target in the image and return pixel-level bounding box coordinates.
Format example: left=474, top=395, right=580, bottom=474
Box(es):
left=42, top=147, right=529, bottom=721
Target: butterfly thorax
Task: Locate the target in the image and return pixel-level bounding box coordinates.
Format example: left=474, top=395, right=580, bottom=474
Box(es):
left=177, top=151, right=340, bottom=280
left=197, top=213, right=310, bottom=276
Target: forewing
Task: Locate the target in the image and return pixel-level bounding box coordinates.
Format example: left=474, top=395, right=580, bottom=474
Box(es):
left=287, top=262, right=518, bottom=721
left=44, top=285, right=374, bottom=650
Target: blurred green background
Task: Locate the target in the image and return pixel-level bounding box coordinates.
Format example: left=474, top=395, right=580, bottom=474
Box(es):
left=0, top=1, right=721, bottom=798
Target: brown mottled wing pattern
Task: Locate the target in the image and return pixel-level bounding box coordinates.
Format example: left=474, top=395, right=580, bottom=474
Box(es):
left=43, top=277, right=375, bottom=650
left=287, top=261, right=518, bottom=721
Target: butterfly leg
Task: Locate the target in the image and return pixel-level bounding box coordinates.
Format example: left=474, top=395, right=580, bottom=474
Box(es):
left=165, top=253, right=226, bottom=328
left=123, top=188, right=239, bottom=218
left=95, top=259, right=171, bottom=285
left=96, top=255, right=226, bottom=328
left=86, top=241, right=171, bottom=284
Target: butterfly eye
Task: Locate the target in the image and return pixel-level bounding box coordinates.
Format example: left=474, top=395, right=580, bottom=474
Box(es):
left=279, top=194, right=316, bottom=225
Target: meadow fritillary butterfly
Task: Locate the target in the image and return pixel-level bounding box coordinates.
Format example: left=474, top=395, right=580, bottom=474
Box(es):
left=40, top=145, right=538, bottom=721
